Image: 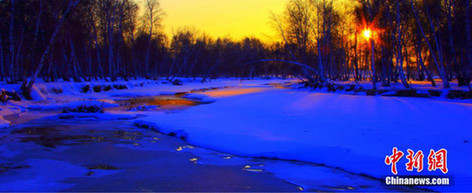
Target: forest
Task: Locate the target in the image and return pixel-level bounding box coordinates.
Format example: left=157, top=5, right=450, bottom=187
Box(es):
left=0, top=0, right=471, bottom=96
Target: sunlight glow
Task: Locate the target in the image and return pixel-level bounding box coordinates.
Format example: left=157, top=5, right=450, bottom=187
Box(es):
left=203, top=88, right=266, bottom=98
left=363, top=29, right=372, bottom=40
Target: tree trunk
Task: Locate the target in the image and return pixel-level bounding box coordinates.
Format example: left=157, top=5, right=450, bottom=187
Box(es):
left=396, top=1, right=409, bottom=88
left=24, top=0, right=81, bottom=95
left=410, top=0, right=449, bottom=88
left=107, top=2, right=117, bottom=81
left=426, top=8, right=449, bottom=88
left=0, top=34, right=5, bottom=81
left=69, top=38, right=81, bottom=82
left=145, top=0, right=154, bottom=78
left=91, top=22, right=104, bottom=80
left=446, top=0, right=462, bottom=85
left=27, top=0, right=43, bottom=82
left=416, top=38, right=436, bottom=86
left=466, top=0, right=472, bottom=89
left=9, top=0, right=16, bottom=83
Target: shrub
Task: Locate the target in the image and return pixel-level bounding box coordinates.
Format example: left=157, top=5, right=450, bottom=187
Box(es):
left=428, top=90, right=443, bottom=97
left=93, top=85, right=102, bottom=93
left=51, top=87, right=63, bottom=94
left=383, top=90, right=430, bottom=98
left=345, top=85, right=356, bottom=92
left=172, top=79, right=183, bottom=86
left=113, top=84, right=128, bottom=90
left=63, top=105, right=104, bottom=113
left=81, top=85, right=91, bottom=93
left=365, top=89, right=377, bottom=96
left=446, top=90, right=472, bottom=99
left=103, top=85, right=112, bottom=91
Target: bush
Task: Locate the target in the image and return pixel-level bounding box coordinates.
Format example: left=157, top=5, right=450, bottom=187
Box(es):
left=103, top=85, right=112, bottom=91
left=365, top=89, right=378, bottom=96
left=446, top=90, right=472, bottom=99
left=345, top=85, right=356, bottom=92
left=326, top=83, right=336, bottom=92
left=172, top=79, right=183, bottom=86
left=335, top=85, right=345, bottom=91
left=428, top=90, right=443, bottom=97
left=93, top=85, right=102, bottom=93
left=113, top=84, right=128, bottom=90
left=81, top=85, right=91, bottom=93
left=383, top=90, right=430, bottom=98
left=51, top=87, right=63, bottom=94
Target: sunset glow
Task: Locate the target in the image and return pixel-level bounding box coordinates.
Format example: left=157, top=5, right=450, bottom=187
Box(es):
left=159, top=0, right=287, bottom=41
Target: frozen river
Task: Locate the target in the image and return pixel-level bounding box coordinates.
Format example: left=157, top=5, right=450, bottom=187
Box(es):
left=1, top=80, right=466, bottom=191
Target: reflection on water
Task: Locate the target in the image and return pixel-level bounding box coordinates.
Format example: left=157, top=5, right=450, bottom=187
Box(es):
left=10, top=122, right=144, bottom=148
left=242, top=165, right=263, bottom=173
left=116, top=95, right=204, bottom=111
left=264, top=82, right=292, bottom=89
left=202, top=88, right=266, bottom=98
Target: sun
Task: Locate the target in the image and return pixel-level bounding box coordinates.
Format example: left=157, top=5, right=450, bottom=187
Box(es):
left=363, top=29, right=372, bottom=40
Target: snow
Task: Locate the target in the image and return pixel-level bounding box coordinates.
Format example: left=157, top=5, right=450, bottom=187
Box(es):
left=0, top=78, right=288, bottom=128
left=1, top=78, right=471, bottom=191
left=135, top=86, right=472, bottom=191
left=182, top=93, right=216, bottom=103
left=0, top=107, right=19, bottom=129
left=0, top=117, right=9, bottom=128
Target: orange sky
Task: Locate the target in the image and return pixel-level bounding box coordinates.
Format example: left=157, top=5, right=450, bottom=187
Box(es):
left=158, top=0, right=287, bottom=41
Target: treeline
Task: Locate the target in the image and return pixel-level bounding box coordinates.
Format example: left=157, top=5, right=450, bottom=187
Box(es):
left=0, top=0, right=471, bottom=96
left=273, top=0, right=472, bottom=89
left=0, top=0, right=288, bottom=95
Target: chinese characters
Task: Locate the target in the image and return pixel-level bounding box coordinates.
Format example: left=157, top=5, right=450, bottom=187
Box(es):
left=385, top=148, right=448, bottom=175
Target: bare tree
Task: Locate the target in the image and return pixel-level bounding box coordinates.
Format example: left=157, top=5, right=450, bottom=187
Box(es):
left=8, top=0, right=16, bottom=83
left=144, top=0, right=162, bottom=78
left=395, top=0, right=409, bottom=88
left=466, top=0, right=472, bottom=89
left=23, top=0, right=81, bottom=95
left=0, top=33, right=4, bottom=81
left=409, top=0, right=449, bottom=88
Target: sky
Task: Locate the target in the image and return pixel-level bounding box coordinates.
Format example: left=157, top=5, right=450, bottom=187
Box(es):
left=157, top=0, right=288, bottom=41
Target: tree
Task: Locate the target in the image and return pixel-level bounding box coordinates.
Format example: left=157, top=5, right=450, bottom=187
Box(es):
left=144, top=0, right=163, bottom=78
left=23, top=0, right=81, bottom=96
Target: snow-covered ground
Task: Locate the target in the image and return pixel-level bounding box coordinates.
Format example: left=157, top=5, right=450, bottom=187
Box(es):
left=1, top=78, right=471, bottom=191
left=134, top=85, right=472, bottom=191
left=0, top=78, right=289, bottom=127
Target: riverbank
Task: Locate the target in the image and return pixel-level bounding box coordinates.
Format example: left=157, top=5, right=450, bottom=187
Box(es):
left=1, top=78, right=471, bottom=191
left=0, top=78, right=290, bottom=128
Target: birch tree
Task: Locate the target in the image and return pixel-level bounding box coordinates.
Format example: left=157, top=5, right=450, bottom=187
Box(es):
left=144, top=0, right=162, bottom=78
left=23, top=0, right=81, bottom=95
